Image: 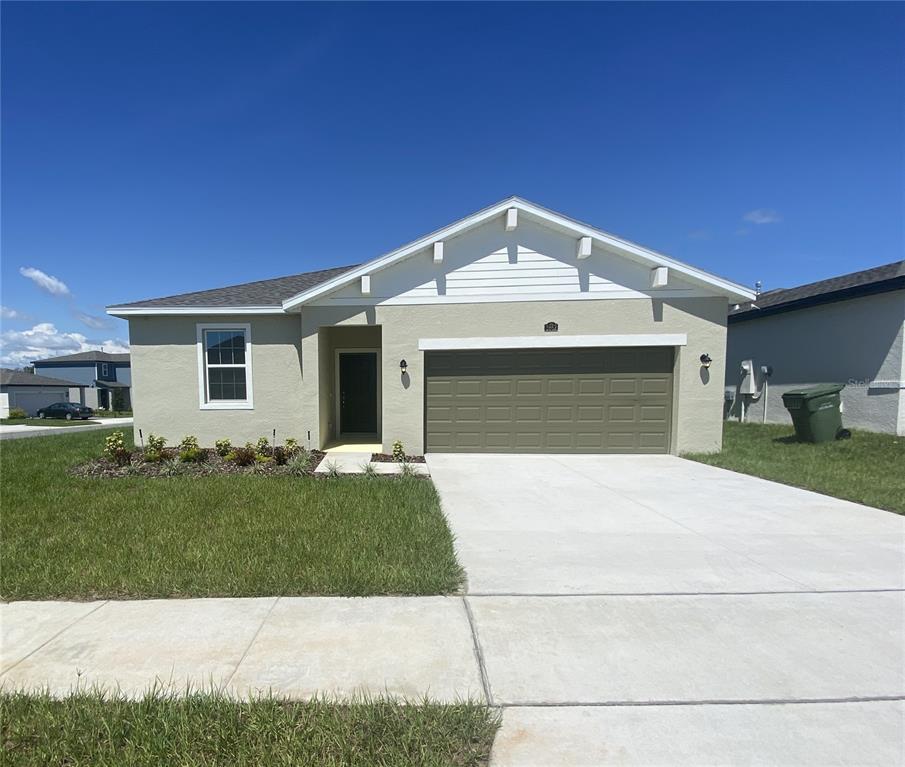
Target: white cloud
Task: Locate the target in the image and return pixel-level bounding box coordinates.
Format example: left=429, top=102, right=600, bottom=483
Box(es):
left=74, top=311, right=112, bottom=330
left=19, top=266, right=71, bottom=296
left=0, top=322, right=128, bottom=366
left=742, top=209, right=782, bottom=225
left=1, top=305, right=28, bottom=320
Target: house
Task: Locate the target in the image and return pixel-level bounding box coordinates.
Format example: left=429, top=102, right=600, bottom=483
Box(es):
left=0, top=368, right=85, bottom=417
left=107, top=197, right=754, bottom=454
left=726, top=260, right=905, bottom=435
left=32, top=351, right=131, bottom=411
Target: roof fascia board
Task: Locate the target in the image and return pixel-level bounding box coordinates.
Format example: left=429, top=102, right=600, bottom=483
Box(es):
left=107, top=306, right=286, bottom=317
left=282, top=197, right=755, bottom=308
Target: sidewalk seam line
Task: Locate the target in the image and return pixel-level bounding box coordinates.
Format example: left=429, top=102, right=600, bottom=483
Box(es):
left=462, top=597, right=493, bottom=706
left=465, top=588, right=904, bottom=597
left=225, top=596, right=280, bottom=689
left=494, top=695, right=905, bottom=708
left=0, top=600, right=109, bottom=678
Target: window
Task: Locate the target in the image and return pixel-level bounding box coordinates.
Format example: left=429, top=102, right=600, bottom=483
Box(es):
left=101, top=363, right=109, bottom=377
left=197, top=323, right=253, bottom=409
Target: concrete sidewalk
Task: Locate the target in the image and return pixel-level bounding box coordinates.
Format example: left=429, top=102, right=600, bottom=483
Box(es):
left=2, top=592, right=903, bottom=764
left=0, top=417, right=133, bottom=440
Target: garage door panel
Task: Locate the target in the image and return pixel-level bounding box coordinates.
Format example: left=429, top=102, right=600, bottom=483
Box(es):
left=425, top=347, right=673, bottom=454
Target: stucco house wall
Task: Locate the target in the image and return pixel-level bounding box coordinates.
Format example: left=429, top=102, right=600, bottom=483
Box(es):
left=129, top=314, right=306, bottom=446
left=726, top=291, right=905, bottom=435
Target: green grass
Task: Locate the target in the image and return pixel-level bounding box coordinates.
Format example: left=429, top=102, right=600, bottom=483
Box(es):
left=685, top=421, right=905, bottom=514
left=0, top=691, right=499, bottom=767
left=0, top=418, right=99, bottom=426
left=0, top=429, right=464, bottom=599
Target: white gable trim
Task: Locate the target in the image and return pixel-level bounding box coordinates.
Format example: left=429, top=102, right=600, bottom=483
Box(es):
left=418, top=333, right=688, bottom=351
left=282, top=197, right=755, bottom=309
left=108, top=306, right=286, bottom=317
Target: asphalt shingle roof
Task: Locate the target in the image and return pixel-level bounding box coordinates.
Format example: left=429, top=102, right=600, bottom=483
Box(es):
left=110, top=265, right=360, bottom=309
left=32, top=351, right=130, bottom=364
left=0, top=369, right=82, bottom=387
left=730, top=260, right=905, bottom=321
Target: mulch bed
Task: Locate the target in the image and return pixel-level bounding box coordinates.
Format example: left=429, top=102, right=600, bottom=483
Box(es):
left=371, top=453, right=427, bottom=464
left=70, top=449, right=326, bottom=479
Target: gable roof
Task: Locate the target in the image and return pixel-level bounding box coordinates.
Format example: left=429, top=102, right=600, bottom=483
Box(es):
left=32, top=351, right=130, bottom=365
left=0, top=368, right=82, bottom=387
left=108, top=197, right=754, bottom=316
left=729, top=259, right=905, bottom=323
left=107, top=265, right=358, bottom=314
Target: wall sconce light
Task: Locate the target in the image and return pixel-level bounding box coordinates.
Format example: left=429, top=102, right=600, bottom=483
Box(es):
left=399, top=359, right=408, bottom=374
left=700, top=353, right=713, bottom=369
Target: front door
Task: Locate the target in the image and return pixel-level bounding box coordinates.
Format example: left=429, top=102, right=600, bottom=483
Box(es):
left=338, top=352, right=378, bottom=434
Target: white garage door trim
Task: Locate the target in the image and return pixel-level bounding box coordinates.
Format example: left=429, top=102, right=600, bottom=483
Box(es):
left=418, top=333, right=687, bottom=351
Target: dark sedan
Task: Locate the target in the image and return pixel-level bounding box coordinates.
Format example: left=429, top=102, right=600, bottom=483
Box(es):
left=36, top=402, right=95, bottom=420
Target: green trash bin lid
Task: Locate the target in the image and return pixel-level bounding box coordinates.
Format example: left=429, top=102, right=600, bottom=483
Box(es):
left=782, top=383, right=845, bottom=399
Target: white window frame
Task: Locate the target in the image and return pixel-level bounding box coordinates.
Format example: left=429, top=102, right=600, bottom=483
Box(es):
left=196, top=322, right=254, bottom=410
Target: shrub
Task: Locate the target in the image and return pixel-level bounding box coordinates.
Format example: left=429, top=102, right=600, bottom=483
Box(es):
left=214, top=438, right=232, bottom=457
left=179, top=447, right=206, bottom=463
left=324, top=460, right=341, bottom=478
left=178, top=435, right=200, bottom=452
left=7, top=407, right=27, bottom=419
left=103, top=431, right=132, bottom=467
left=400, top=461, right=418, bottom=477
left=362, top=462, right=378, bottom=478
left=147, top=434, right=167, bottom=452
left=272, top=446, right=290, bottom=465
left=392, top=440, right=405, bottom=462
left=284, top=437, right=299, bottom=452
left=255, top=436, right=271, bottom=457
left=228, top=446, right=257, bottom=467
left=287, top=449, right=313, bottom=477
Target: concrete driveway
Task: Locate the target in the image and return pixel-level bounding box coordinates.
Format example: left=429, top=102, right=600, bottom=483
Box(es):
left=427, top=453, right=905, bottom=765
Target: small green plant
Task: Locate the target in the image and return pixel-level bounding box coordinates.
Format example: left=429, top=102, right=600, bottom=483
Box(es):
left=103, top=431, right=132, bottom=466
left=179, top=447, right=205, bottom=463
left=160, top=460, right=189, bottom=477
left=284, top=437, right=299, bottom=452
left=287, top=449, right=313, bottom=477
left=229, top=446, right=257, bottom=467
left=7, top=407, right=27, bottom=419
left=362, top=462, right=378, bottom=478
left=254, top=454, right=273, bottom=464
left=324, top=461, right=341, bottom=478
left=272, top=446, right=290, bottom=465
left=178, top=435, right=199, bottom=451
left=399, top=461, right=418, bottom=477
left=144, top=434, right=167, bottom=463
left=214, top=438, right=232, bottom=457
left=255, top=436, right=271, bottom=456
left=391, top=440, right=405, bottom=462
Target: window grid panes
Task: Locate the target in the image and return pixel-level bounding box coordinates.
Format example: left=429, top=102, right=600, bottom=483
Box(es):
left=203, top=329, right=248, bottom=402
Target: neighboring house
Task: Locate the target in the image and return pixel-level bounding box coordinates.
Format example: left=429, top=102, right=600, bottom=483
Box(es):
left=107, top=197, right=754, bottom=454
left=0, top=368, right=85, bottom=417
left=726, top=260, right=905, bottom=436
left=32, top=351, right=131, bottom=411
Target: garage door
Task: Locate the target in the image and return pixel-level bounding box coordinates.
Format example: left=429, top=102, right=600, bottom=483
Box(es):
left=425, top=347, right=673, bottom=453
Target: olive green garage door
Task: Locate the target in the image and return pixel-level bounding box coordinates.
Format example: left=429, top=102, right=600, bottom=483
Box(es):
left=425, top=347, right=674, bottom=453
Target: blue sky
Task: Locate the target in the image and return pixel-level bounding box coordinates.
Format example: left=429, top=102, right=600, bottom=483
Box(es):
left=2, top=1, right=903, bottom=365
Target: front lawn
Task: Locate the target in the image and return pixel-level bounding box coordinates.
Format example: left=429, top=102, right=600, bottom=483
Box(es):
left=0, top=691, right=499, bottom=767
left=0, top=430, right=463, bottom=600
left=0, top=418, right=99, bottom=427
left=685, top=421, right=905, bottom=514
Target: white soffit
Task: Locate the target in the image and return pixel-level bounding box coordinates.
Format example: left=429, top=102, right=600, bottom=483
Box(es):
left=280, top=197, right=755, bottom=309
left=417, top=333, right=688, bottom=351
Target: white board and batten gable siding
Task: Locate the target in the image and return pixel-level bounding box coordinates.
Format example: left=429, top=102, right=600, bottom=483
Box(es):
left=313, top=216, right=704, bottom=307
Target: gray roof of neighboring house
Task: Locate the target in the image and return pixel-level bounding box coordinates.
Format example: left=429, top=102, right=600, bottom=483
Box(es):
left=32, top=351, right=130, bottom=364
left=0, top=369, right=82, bottom=387
left=110, top=265, right=360, bottom=309
left=730, top=260, right=905, bottom=323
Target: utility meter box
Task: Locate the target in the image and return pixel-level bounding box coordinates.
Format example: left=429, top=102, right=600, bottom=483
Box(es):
left=739, top=359, right=758, bottom=395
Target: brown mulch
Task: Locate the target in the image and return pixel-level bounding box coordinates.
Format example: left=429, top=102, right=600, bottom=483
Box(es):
left=70, top=449, right=326, bottom=479
left=370, top=453, right=427, bottom=464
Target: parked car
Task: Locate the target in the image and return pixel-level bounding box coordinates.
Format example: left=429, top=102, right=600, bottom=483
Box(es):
left=36, top=402, right=95, bottom=421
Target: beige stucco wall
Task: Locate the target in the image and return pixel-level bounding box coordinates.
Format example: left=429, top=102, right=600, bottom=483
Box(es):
left=129, top=314, right=307, bottom=446
left=300, top=296, right=728, bottom=455
left=726, top=290, right=905, bottom=435
left=129, top=297, right=728, bottom=453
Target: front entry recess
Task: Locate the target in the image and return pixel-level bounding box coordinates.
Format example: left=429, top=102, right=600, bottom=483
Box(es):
left=338, top=352, right=378, bottom=434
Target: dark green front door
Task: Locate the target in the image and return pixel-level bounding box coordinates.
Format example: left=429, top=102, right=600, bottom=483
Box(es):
left=339, top=352, right=378, bottom=434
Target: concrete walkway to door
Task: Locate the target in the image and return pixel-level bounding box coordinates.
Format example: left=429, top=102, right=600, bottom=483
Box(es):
left=427, top=453, right=905, bottom=765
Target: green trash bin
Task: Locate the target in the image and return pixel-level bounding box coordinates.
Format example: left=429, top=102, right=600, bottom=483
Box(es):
left=781, top=383, right=847, bottom=443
